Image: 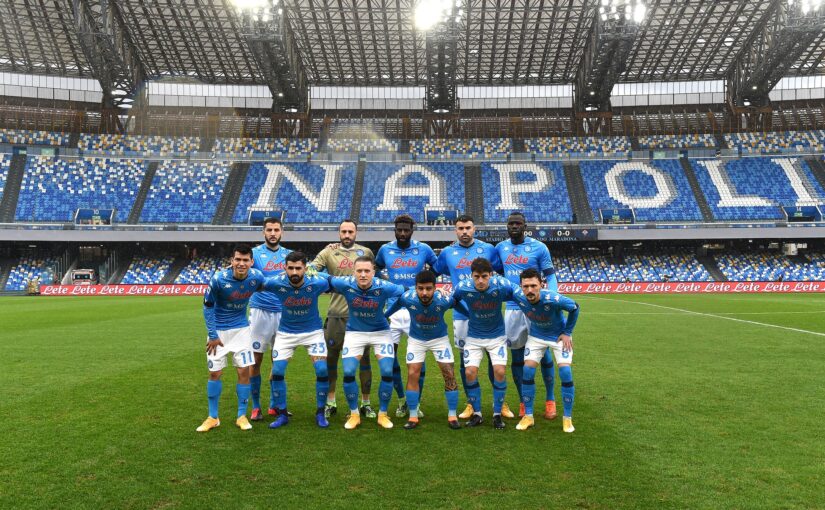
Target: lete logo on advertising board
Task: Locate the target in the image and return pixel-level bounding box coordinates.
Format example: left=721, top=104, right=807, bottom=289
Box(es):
left=39, top=281, right=825, bottom=296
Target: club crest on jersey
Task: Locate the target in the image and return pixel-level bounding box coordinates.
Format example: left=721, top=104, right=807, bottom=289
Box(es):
left=250, top=280, right=257, bottom=286
left=476, top=248, right=483, bottom=254
left=525, top=246, right=532, bottom=252
left=272, top=350, right=278, bottom=359
left=452, top=250, right=459, bottom=255
left=492, top=291, right=499, bottom=297
left=373, top=290, right=380, bottom=296
left=207, top=360, right=214, bottom=369
left=253, top=341, right=261, bottom=350
left=224, top=283, right=231, bottom=288
left=412, top=248, right=419, bottom=255
left=306, top=286, right=312, bottom=292
left=410, top=305, right=417, bottom=310
left=356, top=250, right=364, bottom=256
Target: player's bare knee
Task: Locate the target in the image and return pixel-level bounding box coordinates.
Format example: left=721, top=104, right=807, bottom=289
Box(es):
left=492, top=365, right=507, bottom=381
left=236, top=366, right=251, bottom=384
left=208, top=370, right=223, bottom=381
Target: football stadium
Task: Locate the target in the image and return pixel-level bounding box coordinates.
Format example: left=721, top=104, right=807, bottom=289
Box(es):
left=2, top=0, right=825, bottom=508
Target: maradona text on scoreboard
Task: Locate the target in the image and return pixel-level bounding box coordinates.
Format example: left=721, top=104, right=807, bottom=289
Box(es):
left=475, top=227, right=598, bottom=243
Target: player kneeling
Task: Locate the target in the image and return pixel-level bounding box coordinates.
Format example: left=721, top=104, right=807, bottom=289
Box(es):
left=512, top=269, right=580, bottom=433
left=384, top=270, right=470, bottom=430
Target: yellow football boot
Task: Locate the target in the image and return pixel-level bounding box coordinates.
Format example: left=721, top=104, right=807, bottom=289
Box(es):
left=196, top=417, right=220, bottom=432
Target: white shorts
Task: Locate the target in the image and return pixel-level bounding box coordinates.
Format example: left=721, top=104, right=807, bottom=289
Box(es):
left=406, top=336, right=454, bottom=364
left=504, top=309, right=530, bottom=349
left=463, top=336, right=508, bottom=368
left=389, top=308, right=411, bottom=344
left=453, top=319, right=469, bottom=350
left=524, top=336, right=573, bottom=365
left=207, top=327, right=255, bottom=372
left=272, top=330, right=327, bottom=361
left=249, top=309, right=282, bottom=353
left=342, top=330, right=395, bottom=359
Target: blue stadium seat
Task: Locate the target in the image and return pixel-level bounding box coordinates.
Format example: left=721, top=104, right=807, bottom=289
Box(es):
left=690, top=157, right=825, bottom=220
left=638, top=134, right=716, bottom=149
left=554, top=250, right=712, bottom=283
left=174, top=256, right=225, bottom=284
left=232, top=161, right=357, bottom=224
left=0, top=128, right=70, bottom=146
left=725, top=130, right=825, bottom=154
left=579, top=160, right=703, bottom=222
left=526, top=136, right=630, bottom=156
left=0, top=154, right=10, bottom=202
left=481, top=162, right=572, bottom=223
left=715, top=251, right=825, bottom=281
left=359, top=162, right=466, bottom=223
left=5, top=256, right=58, bottom=291
left=15, top=156, right=146, bottom=222
left=140, top=161, right=230, bottom=224
left=213, top=138, right=317, bottom=155
left=120, top=256, right=175, bottom=284
left=410, top=138, right=510, bottom=158
left=79, top=134, right=200, bottom=155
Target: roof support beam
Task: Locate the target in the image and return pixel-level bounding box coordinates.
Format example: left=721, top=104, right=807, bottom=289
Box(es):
left=72, top=0, right=145, bottom=131
left=235, top=1, right=308, bottom=113
left=727, top=1, right=825, bottom=109
left=424, top=5, right=463, bottom=114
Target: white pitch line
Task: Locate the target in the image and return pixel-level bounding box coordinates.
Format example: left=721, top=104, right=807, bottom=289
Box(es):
left=580, top=296, right=825, bottom=338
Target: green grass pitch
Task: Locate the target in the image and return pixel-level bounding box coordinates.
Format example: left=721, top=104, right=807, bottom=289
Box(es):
left=1, top=293, right=823, bottom=509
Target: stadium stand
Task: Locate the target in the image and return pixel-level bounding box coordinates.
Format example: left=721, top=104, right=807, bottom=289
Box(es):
left=637, top=134, right=717, bottom=149
left=724, top=131, right=825, bottom=154
left=15, top=156, right=147, bottom=222
left=0, top=154, right=9, bottom=200
left=120, top=256, right=175, bottom=284
left=715, top=251, right=825, bottom=281
left=410, top=138, right=510, bottom=158
left=327, top=138, right=399, bottom=152
left=79, top=134, right=200, bottom=155
left=139, top=161, right=231, bottom=224
left=555, top=250, right=712, bottom=282
left=526, top=136, right=631, bottom=156
left=232, top=161, right=357, bottom=224
left=173, top=256, right=224, bottom=284
left=359, top=162, right=466, bottom=223
left=0, top=128, right=70, bottom=146
left=481, top=162, right=573, bottom=223
left=690, top=157, right=825, bottom=220
left=579, top=160, right=704, bottom=221
left=213, top=137, right=317, bottom=155
left=5, top=256, right=57, bottom=291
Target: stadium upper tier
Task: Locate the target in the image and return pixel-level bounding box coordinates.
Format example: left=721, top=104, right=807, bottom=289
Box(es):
left=15, top=156, right=146, bottom=222
left=140, top=161, right=231, bottom=224
left=4, top=128, right=825, bottom=157
left=0, top=153, right=9, bottom=202
left=637, top=134, right=717, bottom=150
left=79, top=134, right=200, bottom=155
left=6, top=156, right=825, bottom=224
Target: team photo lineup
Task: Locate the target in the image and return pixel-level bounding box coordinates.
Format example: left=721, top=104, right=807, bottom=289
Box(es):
left=199, top=213, right=579, bottom=433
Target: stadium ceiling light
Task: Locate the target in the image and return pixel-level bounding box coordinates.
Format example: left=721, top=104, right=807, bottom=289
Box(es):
left=230, top=0, right=269, bottom=9
left=598, top=0, right=646, bottom=23
left=414, top=0, right=461, bottom=31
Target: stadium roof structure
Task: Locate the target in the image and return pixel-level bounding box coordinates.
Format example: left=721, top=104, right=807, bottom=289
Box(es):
left=1, top=0, right=823, bottom=87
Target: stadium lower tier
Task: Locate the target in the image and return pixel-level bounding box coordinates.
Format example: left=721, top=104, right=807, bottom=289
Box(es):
left=8, top=156, right=825, bottom=224
left=4, top=249, right=824, bottom=291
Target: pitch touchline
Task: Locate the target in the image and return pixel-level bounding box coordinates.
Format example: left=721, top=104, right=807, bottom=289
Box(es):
left=579, top=296, right=825, bottom=338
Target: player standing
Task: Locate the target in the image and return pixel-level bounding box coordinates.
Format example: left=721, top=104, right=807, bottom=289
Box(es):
left=197, top=244, right=262, bottom=432
left=374, top=214, right=438, bottom=418
left=384, top=270, right=469, bottom=430
left=329, top=256, right=406, bottom=430
left=311, top=220, right=376, bottom=419
left=512, top=269, right=579, bottom=433
left=266, top=252, right=333, bottom=429
left=452, top=258, right=518, bottom=430
left=433, top=214, right=504, bottom=420
left=248, top=217, right=293, bottom=421
left=496, top=211, right=559, bottom=419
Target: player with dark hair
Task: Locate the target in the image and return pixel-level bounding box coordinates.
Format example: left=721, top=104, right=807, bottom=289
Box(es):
left=327, top=256, right=406, bottom=429
left=375, top=213, right=438, bottom=418
left=513, top=268, right=579, bottom=433
left=452, top=257, right=518, bottom=430
left=496, top=211, right=559, bottom=419
left=433, top=214, right=505, bottom=420
left=197, top=244, right=262, bottom=432
left=311, top=219, right=376, bottom=419
left=248, top=217, right=293, bottom=421
left=266, top=251, right=334, bottom=429
left=384, top=270, right=470, bottom=429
